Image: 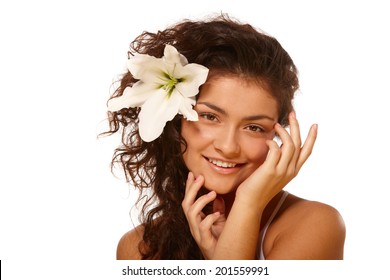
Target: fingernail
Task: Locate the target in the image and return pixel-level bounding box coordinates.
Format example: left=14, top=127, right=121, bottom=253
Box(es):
left=207, top=191, right=216, bottom=197
left=194, top=174, right=203, bottom=182
left=313, top=124, right=318, bottom=133
left=290, top=111, right=296, bottom=119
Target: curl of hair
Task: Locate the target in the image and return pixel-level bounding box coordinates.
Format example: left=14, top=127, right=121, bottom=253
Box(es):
left=104, top=14, right=299, bottom=259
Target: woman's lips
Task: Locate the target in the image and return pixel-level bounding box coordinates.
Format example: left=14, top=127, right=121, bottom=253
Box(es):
left=204, top=157, right=243, bottom=175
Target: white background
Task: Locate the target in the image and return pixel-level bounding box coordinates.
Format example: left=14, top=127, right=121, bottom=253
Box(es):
left=1, top=0, right=389, bottom=278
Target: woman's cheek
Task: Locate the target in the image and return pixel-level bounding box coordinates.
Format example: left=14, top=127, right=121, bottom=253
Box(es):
left=245, top=138, right=270, bottom=166
left=184, top=120, right=215, bottom=141
left=196, top=123, right=217, bottom=140
left=181, top=120, right=214, bottom=161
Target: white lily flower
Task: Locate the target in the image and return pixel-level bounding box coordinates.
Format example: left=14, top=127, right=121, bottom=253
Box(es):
left=108, top=45, right=209, bottom=142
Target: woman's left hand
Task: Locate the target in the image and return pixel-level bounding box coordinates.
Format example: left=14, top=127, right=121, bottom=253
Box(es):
left=235, top=112, right=318, bottom=211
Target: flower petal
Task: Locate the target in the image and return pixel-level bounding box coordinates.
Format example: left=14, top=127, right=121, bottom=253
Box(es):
left=179, top=96, right=198, bottom=121
left=128, top=55, right=167, bottom=84
left=107, top=81, right=158, bottom=111
left=164, top=45, right=188, bottom=66
left=138, top=90, right=182, bottom=142
left=175, top=63, right=209, bottom=97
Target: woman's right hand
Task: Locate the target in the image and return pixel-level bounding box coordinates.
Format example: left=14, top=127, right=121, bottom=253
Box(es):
left=182, top=172, right=226, bottom=259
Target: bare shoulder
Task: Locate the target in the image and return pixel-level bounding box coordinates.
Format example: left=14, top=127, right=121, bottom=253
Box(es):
left=285, top=194, right=345, bottom=229
left=116, top=224, right=144, bottom=260
left=265, top=194, right=346, bottom=260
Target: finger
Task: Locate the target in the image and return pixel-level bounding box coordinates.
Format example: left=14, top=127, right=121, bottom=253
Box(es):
left=198, top=212, right=221, bottom=245
left=188, top=191, right=217, bottom=220
left=184, top=172, right=194, bottom=195
left=263, top=139, right=282, bottom=168
left=283, top=112, right=305, bottom=177
left=182, top=172, right=196, bottom=213
left=288, top=112, right=303, bottom=164
left=274, top=123, right=295, bottom=168
left=184, top=191, right=217, bottom=243
left=296, top=124, right=318, bottom=172
left=288, top=111, right=302, bottom=151
left=184, top=172, right=198, bottom=195
left=182, top=173, right=204, bottom=211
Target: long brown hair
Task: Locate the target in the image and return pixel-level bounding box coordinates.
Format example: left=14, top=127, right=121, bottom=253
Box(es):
left=104, top=14, right=298, bottom=259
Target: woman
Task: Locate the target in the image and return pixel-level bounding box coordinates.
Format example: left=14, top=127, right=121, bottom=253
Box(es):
left=105, top=14, right=345, bottom=259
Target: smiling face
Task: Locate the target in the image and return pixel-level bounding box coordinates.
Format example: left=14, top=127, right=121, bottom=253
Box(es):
left=181, top=75, right=279, bottom=195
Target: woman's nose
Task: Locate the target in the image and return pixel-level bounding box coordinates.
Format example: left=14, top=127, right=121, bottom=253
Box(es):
left=213, top=126, right=240, bottom=157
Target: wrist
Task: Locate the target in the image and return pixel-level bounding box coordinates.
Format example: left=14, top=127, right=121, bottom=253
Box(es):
left=233, top=190, right=268, bottom=217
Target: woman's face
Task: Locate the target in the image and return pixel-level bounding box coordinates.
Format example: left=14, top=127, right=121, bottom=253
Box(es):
left=181, top=75, right=278, bottom=194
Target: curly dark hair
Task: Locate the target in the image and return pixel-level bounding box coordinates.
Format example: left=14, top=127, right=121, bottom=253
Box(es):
left=104, top=14, right=299, bottom=259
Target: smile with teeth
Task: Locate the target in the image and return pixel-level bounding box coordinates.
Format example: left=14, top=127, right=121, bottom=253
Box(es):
left=208, top=158, right=238, bottom=168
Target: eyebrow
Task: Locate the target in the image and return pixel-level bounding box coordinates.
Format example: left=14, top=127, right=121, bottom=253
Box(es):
left=197, top=101, right=276, bottom=122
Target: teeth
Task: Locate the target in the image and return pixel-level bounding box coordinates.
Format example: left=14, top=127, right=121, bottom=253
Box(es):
left=209, top=158, right=237, bottom=168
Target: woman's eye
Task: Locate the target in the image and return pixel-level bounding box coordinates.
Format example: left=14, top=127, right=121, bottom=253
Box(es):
left=246, top=125, right=265, bottom=133
left=200, top=113, right=217, bottom=121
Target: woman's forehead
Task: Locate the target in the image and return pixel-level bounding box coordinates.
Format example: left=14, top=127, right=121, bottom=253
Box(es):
left=197, top=76, right=278, bottom=119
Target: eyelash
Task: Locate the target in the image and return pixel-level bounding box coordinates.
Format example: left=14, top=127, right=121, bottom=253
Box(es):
left=245, top=125, right=265, bottom=133
left=200, top=113, right=266, bottom=133
left=199, top=113, right=218, bottom=121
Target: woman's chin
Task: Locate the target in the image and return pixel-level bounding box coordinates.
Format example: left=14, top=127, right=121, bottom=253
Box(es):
left=203, top=181, right=238, bottom=195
